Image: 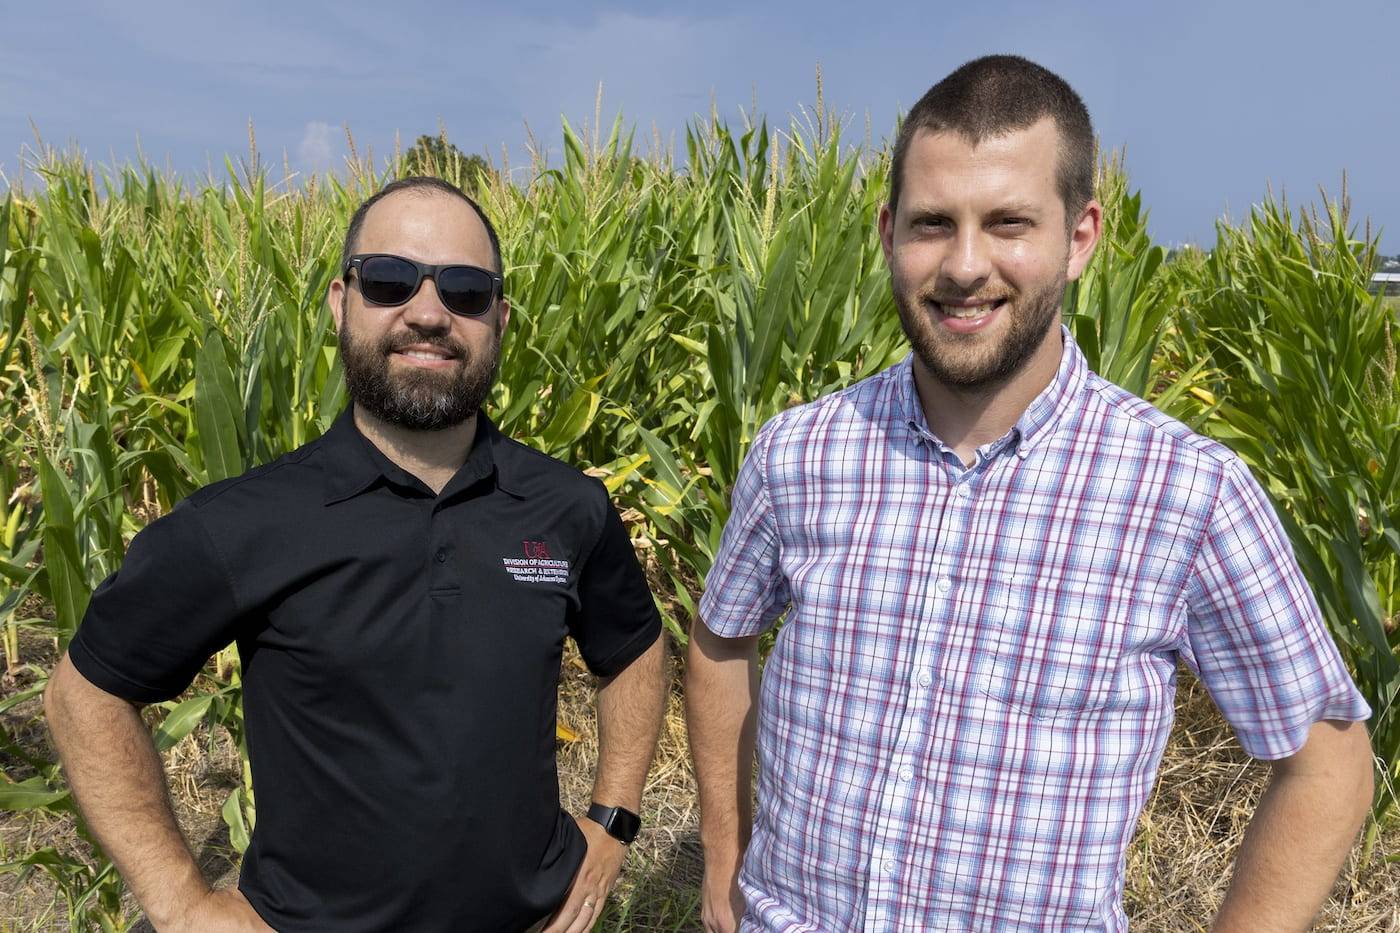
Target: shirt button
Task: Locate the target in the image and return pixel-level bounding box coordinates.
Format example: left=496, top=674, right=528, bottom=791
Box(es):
left=955, top=484, right=971, bottom=499
left=917, top=670, right=933, bottom=688
left=882, top=859, right=895, bottom=874
left=435, top=549, right=447, bottom=563
left=936, top=577, right=952, bottom=594
left=899, top=766, right=915, bottom=782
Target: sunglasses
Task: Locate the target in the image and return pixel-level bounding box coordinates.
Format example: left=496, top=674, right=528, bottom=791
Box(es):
left=342, top=253, right=502, bottom=317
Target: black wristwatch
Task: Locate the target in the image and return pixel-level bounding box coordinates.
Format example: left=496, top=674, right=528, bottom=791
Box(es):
left=587, top=803, right=641, bottom=845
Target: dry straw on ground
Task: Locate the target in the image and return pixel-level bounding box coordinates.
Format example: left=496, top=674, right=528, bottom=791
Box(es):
left=3, top=530, right=1398, bottom=932
left=4, top=629, right=1396, bottom=932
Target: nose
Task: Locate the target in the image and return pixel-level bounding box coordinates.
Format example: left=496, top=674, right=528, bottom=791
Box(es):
left=942, top=227, right=992, bottom=292
left=400, top=275, right=454, bottom=332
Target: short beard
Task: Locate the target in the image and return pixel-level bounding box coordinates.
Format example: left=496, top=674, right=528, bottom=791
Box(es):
left=893, top=272, right=1065, bottom=392
left=339, top=319, right=500, bottom=431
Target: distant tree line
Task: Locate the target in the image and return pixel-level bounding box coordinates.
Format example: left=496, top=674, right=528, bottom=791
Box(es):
left=402, top=134, right=493, bottom=191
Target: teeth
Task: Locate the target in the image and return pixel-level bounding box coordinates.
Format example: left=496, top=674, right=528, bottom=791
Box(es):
left=403, top=350, right=447, bottom=361
left=939, top=303, right=995, bottom=319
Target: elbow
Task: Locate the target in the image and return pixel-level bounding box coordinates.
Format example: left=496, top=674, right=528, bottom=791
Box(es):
left=43, top=654, right=74, bottom=753
left=1347, top=726, right=1377, bottom=829
left=43, top=653, right=70, bottom=723
left=683, top=620, right=706, bottom=678
left=1332, top=717, right=1377, bottom=829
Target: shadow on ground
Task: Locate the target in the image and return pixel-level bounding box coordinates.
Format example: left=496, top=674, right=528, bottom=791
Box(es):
left=599, top=829, right=704, bottom=932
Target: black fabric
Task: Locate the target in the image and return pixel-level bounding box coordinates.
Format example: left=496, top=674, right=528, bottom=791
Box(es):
left=69, top=406, right=661, bottom=932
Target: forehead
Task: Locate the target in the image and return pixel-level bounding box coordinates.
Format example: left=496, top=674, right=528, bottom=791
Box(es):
left=356, top=190, right=495, bottom=267
left=900, top=118, right=1063, bottom=212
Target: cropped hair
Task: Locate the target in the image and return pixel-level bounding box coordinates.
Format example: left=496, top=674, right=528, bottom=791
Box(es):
left=889, top=55, right=1095, bottom=224
left=341, top=175, right=503, bottom=275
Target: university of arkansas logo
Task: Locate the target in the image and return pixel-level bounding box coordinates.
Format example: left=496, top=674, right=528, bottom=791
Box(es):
left=502, top=539, right=569, bottom=584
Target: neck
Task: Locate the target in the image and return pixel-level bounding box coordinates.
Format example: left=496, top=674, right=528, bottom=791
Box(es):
left=913, top=325, right=1063, bottom=468
left=351, top=406, right=477, bottom=495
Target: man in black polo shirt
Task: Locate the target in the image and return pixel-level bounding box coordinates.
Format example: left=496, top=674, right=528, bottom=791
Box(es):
left=44, top=176, right=666, bottom=932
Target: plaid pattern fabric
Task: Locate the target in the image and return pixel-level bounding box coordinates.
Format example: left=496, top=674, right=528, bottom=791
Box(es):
left=699, top=328, right=1370, bottom=932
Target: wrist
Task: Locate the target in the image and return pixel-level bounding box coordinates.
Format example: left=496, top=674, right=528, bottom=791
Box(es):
left=699, top=834, right=748, bottom=871
left=146, top=877, right=214, bottom=929
left=586, top=801, right=641, bottom=845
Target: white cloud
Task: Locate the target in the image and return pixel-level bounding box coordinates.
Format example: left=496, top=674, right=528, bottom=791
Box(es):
left=297, top=120, right=338, bottom=173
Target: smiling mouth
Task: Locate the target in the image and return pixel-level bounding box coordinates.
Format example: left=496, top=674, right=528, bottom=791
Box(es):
left=931, top=298, right=1009, bottom=320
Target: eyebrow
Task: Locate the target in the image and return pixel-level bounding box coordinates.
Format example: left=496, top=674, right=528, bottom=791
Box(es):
left=986, top=203, right=1043, bottom=218
left=902, top=206, right=951, bottom=221
left=901, top=203, right=1045, bottom=224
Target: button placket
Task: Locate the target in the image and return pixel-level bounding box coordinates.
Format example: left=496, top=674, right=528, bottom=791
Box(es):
left=427, top=506, right=455, bottom=586
left=864, top=846, right=896, bottom=933
left=864, top=462, right=968, bottom=929
left=862, top=453, right=985, bottom=918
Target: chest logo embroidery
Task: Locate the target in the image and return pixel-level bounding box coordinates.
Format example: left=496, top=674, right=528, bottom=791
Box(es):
left=502, top=540, right=569, bottom=584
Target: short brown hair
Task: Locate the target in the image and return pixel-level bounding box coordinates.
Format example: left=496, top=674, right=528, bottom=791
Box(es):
left=341, top=175, right=503, bottom=275
left=888, top=55, right=1095, bottom=223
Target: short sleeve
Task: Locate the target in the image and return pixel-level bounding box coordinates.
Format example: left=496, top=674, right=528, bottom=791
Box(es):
left=67, top=500, right=244, bottom=703
left=697, top=419, right=791, bottom=637
left=1181, top=457, right=1371, bottom=760
left=568, top=483, right=662, bottom=677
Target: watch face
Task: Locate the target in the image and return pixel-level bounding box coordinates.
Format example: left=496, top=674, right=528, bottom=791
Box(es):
left=611, top=807, right=641, bottom=843
left=592, top=804, right=641, bottom=844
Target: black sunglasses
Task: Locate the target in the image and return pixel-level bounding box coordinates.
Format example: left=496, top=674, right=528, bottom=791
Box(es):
left=342, top=253, right=502, bottom=317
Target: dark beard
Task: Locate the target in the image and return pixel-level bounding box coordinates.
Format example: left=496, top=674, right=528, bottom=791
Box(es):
left=339, top=321, right=500, bottom=431
left=893, top=273, right=1065, bottom=392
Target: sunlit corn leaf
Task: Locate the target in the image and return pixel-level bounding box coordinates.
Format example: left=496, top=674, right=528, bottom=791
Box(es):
left=36, top=454, right=90, bottom=643
left=222, top=786, right=251, bottom=854
left=0, top=776, right=71, bottom=811
left=194, top=329, right=246, bottom=483
left=152, top=693, right=216, bottom=753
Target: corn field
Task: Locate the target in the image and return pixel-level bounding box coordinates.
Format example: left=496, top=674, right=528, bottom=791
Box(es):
left=0, top=108, right=1397, bottom=930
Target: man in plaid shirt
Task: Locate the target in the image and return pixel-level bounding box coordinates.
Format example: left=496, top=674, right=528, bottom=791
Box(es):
left=686, top=55, right=1375, bottom=932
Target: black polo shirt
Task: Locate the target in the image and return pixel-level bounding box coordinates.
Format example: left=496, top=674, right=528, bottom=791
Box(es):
left=69, top=406, right=661, bottom=932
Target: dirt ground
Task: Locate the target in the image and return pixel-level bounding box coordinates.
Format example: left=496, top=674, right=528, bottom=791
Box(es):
left=3, top=632, right=1398, bottom=932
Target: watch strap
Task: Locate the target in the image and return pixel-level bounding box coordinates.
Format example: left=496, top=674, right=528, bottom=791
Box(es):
left=587, top=802, right=641, bottom=845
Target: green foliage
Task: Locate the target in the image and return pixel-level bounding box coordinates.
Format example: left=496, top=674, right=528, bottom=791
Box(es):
left=0, top=109, right=1394, bottom=930
left=1064, top=154, right=1206, bottom=422
left=401, top=133, right=493, bottom=192
left=1167, top=189, right=1400, bottom=825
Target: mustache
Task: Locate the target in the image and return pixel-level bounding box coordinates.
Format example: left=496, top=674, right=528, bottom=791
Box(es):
left=919, top=289, right=1016, bottom=304
left=377, top=329, right=467, bottom=359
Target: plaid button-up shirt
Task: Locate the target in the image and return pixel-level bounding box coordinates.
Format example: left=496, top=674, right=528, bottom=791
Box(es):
left=698, top=328, right=1370, bottom=932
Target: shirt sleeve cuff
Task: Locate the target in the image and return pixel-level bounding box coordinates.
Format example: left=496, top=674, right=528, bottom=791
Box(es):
left=696, top=587, right=785, bottom=638
left=1235, top=691, right=1373, bottom=761
left=583, top=618, right=662, bottom=678
left=66, top=629, right=183, bottom=704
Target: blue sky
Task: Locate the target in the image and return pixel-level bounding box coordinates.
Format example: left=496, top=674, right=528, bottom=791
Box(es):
left=2, top=0, right=1396, bottom=251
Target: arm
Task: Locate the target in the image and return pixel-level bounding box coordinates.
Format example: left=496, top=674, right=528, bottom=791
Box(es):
left=1212, top=720, right=1374, bottom=932
left=44, top=653, right=270, bottom=932
left=544, top=633, right=667, bottom=933
left=685, top=619, right=760, bottom=933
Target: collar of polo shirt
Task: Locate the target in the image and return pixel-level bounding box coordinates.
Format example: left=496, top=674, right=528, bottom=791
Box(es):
left=319, top=405, right=527, bottom=505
